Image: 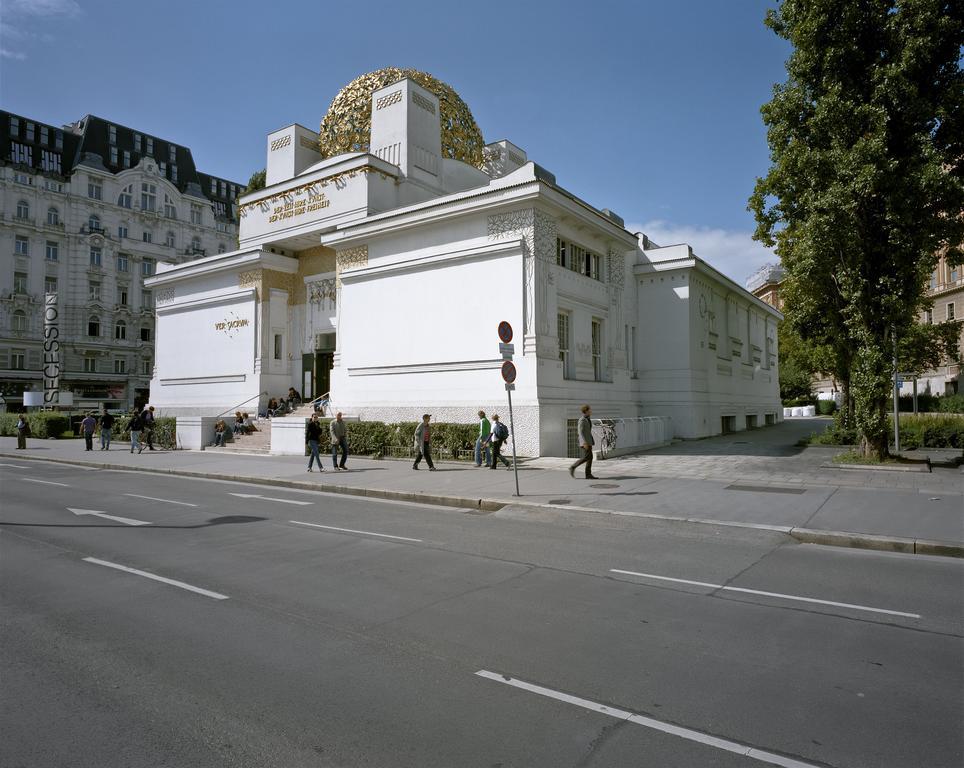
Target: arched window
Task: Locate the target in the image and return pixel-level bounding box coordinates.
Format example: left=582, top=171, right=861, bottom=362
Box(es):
left=118, top=184, right=133, bottom=209
left=47, top=206, right=59, bottom=225
left=87, top=316, right=100, bottom=337
left=165, top=231, right=176, bottom=247
left=16, top=200, right=29, bottom=219
left=114, top=320, right=126, bottom=340
left=88, top=214, right=101, bottom=232
left=12, top=310, right=27, bottom=332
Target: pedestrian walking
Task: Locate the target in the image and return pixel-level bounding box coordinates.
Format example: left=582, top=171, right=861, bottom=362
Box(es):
left=80, top=412, right=97, bottom=451
left=569, top=404, right=597, bottom=479
left=412, top=414, right=436, bottom=470
left=330, top=411, right=349, bottom=470
left=100, top=410, right=114, bottom=450
left=488, top=414, right=512, bottom=469
left=305, top=413, right=324, bottom=472
left=129, top=409, right=144, bottom=454
left=474, top=410, right=491, bottom=468
left=15, top=412, right=28, bottom=449
left=141, top=405, right=156, bottom=450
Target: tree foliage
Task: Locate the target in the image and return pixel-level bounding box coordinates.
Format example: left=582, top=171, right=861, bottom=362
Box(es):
left=245, top=169, right=266, bottom=194
left=749, top=0, right=964, bottom=458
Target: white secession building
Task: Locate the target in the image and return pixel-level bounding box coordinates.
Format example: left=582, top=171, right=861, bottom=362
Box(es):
left=148, top=69, right=782, bottom=456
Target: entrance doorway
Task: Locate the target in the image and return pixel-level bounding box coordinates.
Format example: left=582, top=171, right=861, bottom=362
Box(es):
left=301, top=344, right=334, bottom=401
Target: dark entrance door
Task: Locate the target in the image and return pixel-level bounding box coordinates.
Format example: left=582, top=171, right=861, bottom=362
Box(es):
left=315, top=352, right=333, bottom=398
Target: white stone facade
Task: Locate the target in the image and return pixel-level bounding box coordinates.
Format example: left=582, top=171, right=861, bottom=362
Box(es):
left=147, top=73, right=783, bottom=455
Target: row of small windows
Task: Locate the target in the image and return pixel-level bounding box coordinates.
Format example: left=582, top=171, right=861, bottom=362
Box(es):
left=556, top=238, right=603, bottom=281
left=15, top=230, right=223, bottom=258
left=556, top=311, right=605, bottom=381
left=8, top=142, right=62, bottom=173
left=8, top=348, right=152, bottom=376
left=9, top=117, right=64, bottom=149
left=86, top=315, right=153, bottom=340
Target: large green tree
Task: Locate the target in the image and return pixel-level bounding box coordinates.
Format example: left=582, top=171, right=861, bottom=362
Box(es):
left=750, top=0, right=964, bottom=458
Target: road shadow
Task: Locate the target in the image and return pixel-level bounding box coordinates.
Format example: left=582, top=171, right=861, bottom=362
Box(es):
left=0, top=515, right=267, bottom=529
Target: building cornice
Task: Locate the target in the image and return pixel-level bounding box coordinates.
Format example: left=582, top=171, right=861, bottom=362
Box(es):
left=144, top=248, right=297, bottom=287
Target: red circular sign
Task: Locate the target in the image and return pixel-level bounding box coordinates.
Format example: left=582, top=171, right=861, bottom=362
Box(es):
left=501, top=360, right=517, bottom=383
left=498, top=321, right=513, bottom=344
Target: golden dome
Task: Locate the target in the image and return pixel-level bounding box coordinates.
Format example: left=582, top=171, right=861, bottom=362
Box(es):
left=319, top=68, right=485, bottom=169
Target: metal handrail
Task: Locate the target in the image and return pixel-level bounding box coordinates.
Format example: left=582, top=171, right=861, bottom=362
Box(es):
left=215, top=390, right=268, bottom=420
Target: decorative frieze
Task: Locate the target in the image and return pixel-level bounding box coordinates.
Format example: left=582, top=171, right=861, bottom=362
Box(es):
left=155, top=287, right=175, bottom=306
left=336, top=245, right=368, bottom=271
left=308, top=278, right=337, bottom=304
left=238, top=269, right=262, bottom=289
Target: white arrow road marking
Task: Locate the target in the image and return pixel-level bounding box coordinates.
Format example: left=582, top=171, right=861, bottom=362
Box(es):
left=23, top=478, right=70, bottom=486
left=476, top=670, right=822, bottom=768
left=125, top=493, right=198, bottom=507
left=227, top=492, right=312, bottom=506
left=83, top=558, right=228, bottom=600
left=290, top=520, right=423, bottom=542
left=610, top=569, right=921, bottom=619
left=69, top=508, right=152, bottom=526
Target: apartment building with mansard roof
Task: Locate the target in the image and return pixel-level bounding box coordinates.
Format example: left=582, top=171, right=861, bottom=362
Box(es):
left=0, top=111, right=242, bottom=411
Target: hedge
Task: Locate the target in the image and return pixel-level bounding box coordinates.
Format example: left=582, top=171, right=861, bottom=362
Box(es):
left=816, top=400, right=836, bottom=415
left=809, top=413, right=964, bottom=449
left=0, top=412, right=69, bottom=439
left=303, top=419, right=481, bottom=460
left=111, top=415, right=177, bottom=450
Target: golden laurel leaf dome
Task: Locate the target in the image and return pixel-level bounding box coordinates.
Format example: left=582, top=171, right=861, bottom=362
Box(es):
left=319, top=68, right=485, bottom=169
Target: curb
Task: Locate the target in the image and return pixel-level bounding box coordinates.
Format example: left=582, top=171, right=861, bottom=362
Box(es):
left=3, top=452, right=961, bottom=559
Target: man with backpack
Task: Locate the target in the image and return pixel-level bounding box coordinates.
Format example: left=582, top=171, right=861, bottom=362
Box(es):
left=488, top=414, right=512, bottom=470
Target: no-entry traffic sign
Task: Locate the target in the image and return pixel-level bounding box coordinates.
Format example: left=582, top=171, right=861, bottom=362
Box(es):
left=501, top=360, right=517, bottom=384
left=498, top=321, right=513, bottom=344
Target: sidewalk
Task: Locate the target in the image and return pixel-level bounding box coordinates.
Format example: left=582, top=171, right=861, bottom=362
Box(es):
left=2, top=418, right=961, bottom=557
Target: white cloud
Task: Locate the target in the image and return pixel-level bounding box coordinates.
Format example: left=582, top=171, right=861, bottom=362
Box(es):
left=1, top=0, right=79, bottom=59
left=626, top=219, right=778, bottom=287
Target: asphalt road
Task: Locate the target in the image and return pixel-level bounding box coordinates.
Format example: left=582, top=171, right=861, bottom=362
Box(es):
left=2, top=461, right=962, bottom=768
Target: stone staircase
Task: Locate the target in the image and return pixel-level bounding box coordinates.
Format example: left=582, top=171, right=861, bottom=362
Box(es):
left=205, top=418, right=273, bottom=455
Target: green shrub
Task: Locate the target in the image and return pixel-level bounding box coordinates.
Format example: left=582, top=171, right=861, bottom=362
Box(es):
left=0, top=413, right=19, bottom=436
left=816, top=399, right=837, bottom=415
left=782, top=396, right=817, bottom=408
left=25, top=412, right=69, bottom=439
left=938, top=393, right=964, bottom=414
left=112, top=415, right=176, bottom=449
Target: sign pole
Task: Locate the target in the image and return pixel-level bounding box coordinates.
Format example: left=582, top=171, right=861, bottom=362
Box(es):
left=892, top=329, right=900, bottom=454
left=506, top=385, right=520, bottom=497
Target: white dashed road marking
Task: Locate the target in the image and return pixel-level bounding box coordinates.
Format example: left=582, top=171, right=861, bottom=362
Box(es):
left=125, top=493, right=198, bottom=507
left=23, top=478, right=70, bottom=487
left=610, top=569, right=920, bottom=619
left=83, top=558, right=229, bottom=600
left=476, top=670, right=823, bottom=768
left=290, top=520, right=423, bottom=543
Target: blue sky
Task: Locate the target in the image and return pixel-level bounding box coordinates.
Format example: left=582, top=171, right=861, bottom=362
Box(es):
left=1, top=0, right=790, bottom=284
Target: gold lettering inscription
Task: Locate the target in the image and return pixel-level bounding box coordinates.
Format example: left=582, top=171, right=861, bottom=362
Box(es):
left=268, top=194, right=330, bottom=223
left=214, top=318, right=250, bottom=331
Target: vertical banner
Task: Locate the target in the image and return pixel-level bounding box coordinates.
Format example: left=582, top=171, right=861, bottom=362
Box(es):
left=43, top=293, right=60, bottom=406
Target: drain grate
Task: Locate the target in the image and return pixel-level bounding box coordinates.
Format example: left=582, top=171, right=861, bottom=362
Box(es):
left=725, top=484, right=806, bottom=495
left=589, top=483, right=620, bottom=489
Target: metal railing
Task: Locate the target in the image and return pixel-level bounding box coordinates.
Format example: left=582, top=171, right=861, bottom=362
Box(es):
left=215, top=390, right=268, bottom=420
left=304, top=391, right=332, bottom=416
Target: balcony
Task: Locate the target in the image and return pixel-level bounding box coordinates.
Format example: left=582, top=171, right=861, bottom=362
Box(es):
left=183, top=247, right=206, bottom=257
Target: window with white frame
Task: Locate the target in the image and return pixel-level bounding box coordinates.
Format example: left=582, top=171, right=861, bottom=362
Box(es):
left=141, top=290, right=153, bottom=309
left=44, top=276, right=57, bottom=294
left=146, top=137, right=154, bottom=157
left=191, top=236, right=202, bottom=253
left=141, top=183, right=156, bottom=211
left=171, top=165, right=178, bottom=183
left=159, top=162, right=166, bottom=177
left=557, top=311, right=570, bottom=378
left=12, top=310, right=27, bottom=333
left=142, top=357, right=152, bottom=376
left=118, top=184, right=133, bottom=208
left=44, top=179, right=62, bottom=192
left=88, top=214, right=101, bottom=232
left=45, top=241, right=58, bottom=261
left=142, top=258, right=155, bottom=276
left=89, top=246, right=102, bottom=267
left=25, top=122, right=34, bottom=141
left=924, top=309, right=933, bottom=324
left=117, top=253, right=129, bottom=272
left=13, top=172, right=32, bottom=186
left=110, top=146, right=118, bottom=165
left=163, top=195, right=176, bottom=219
left=15, top=236, right=29, bottom=255
left=115, top=320, right=127, bottom=340
left=591, top=318, right=603, bottom=381
left=108, top=124, right=117, bottom=145
left=190, top=203, right=203, bottom=225
left=210, top=178, right=217, bottom=196
left=40, top=150, right=62, bottom=173
left=40, top=126, right=49, bottom=145
left=556, top=237, right=603, bottom=281
left=118, top=286, right=128, bottom=306
left=16, top=199, right=29, bottom=219
left=88, top=177, right=103, bottom=200
left=142, top=230, right=152, bottom=243
left=123, top=150, right=131, bottom=167
left=11, top=349, right=25, bottom=370
left=13, top=272, right=28, bottom=294
left=133, top=132, right=141, bottom=152
left=10, top=142, right=32, bottom=164
left=168, top=144, right=176, bottom=164
left=165, top=231, right=175, bottom=248
left=114, top=358, right=126, bottom=374
left=118, top=223, right=128, bottom=239
left=948, top=303, right=956, bottom=321
left=140, top=326, right=151, bottom=342
left=9, top=116, right=19, bottom=135
left=84, top=355, right=97, bottom=373
left=88, top=281, right=101, bottom=301
left=87, top=316, right=100, bottom=337
left=47, top=206, right=59, bottom=225
left=54, top=130, right=62, bottom=150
